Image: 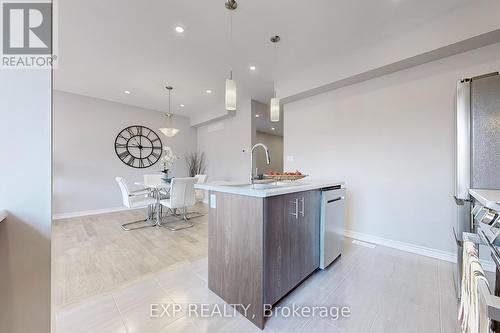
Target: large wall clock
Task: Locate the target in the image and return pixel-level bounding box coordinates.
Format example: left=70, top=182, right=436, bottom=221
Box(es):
left=114, top=125, right=162, bottom=168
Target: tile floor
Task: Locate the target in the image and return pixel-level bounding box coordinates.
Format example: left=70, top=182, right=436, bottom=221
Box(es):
left=55, top=237, right=464, bottom=333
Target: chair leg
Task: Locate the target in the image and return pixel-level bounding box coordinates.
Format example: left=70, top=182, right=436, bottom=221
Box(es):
left=121, top=205, right=156, bottom=231
left=121, top=219, right=156, bottom=231
left=159, top=207, right=194, bottom=231
left=184, top=211, right=204, bottom=219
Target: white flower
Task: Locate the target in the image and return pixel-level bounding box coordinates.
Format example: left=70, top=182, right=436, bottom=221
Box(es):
left=161, top=146, right=178, bottom=169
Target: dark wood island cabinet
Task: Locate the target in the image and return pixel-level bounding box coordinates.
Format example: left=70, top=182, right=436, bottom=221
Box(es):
left=207, top=188, right=322, bottom=329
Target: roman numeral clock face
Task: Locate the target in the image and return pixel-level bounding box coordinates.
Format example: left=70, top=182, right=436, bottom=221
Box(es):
left=114, top=126, right=163, bottom=168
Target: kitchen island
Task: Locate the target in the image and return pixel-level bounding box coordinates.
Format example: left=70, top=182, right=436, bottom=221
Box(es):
left=195, top=180, right=345, bottom=329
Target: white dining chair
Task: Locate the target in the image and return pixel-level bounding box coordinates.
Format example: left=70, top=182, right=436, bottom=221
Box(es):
left=115, top=177, right=157, bottom=231
left=159, top=177, right=197, bottom=231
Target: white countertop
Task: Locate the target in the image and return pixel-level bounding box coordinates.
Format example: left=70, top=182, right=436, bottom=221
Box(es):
left=195, top=180, right=345, bottom=198
left=0, top=210, right=7, bottom=223
left=470, top=189, right=500, bottom=212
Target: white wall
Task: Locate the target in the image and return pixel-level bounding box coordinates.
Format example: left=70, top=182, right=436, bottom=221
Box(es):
left=197, top=98, right=252, bottom=181
left=278, top=0, right=500, bottom=99
left=53, top=91, right=197, bottom=216
left=255, top=131, right=283, bottom=174
left=0, top=70, right=51, bottom=332
left=284, top=42, right=500, bottom=253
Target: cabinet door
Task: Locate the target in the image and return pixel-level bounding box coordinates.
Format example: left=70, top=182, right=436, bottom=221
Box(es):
left=298, top=190, right=321, bottom=280
left=264, top=190, right=320, bottom=305
left=264, top=193, right=296, bottom=305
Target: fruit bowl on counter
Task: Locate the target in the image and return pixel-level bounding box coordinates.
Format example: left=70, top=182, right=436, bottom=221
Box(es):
left=264, top=170, right=308, bottom=182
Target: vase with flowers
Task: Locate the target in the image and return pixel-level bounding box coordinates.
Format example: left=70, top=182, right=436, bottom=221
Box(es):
left=160, top=146, right=177, bottom=182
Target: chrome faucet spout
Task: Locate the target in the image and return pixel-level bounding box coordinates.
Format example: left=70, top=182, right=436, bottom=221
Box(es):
left=250, top=143, right=271, bottom=185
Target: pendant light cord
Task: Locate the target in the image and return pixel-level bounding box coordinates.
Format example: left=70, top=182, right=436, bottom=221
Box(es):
left=229, top=8, right=233, bottom=79
left=168, top=88, right=171, bottom=114
left=273, top=39, right=278, bottom=98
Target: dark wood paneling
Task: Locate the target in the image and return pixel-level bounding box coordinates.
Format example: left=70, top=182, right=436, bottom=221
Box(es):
left=208, top=191, right=265, bottom=328
left=263, top=193, right=294, bottom=305
left=208, top=189, right=321, bottom=329
left=299, top=190, right=321, bottom=280
left=264, top=190, right=321, bottom=306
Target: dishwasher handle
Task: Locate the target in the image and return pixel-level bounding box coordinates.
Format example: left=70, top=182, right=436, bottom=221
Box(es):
left=327, top=197, right=344, bottom=204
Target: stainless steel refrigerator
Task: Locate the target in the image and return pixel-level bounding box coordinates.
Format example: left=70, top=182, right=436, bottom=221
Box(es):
left=454, top=72, right=500, bottom=296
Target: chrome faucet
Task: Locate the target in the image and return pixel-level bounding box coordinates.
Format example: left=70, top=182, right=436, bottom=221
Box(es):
left=250, top=143, right=271, bottom=186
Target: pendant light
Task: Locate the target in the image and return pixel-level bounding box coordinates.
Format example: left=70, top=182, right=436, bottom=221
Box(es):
left=225, top=0, right=237, bottom=111
left=270, top=35, right=280, bottom=122
left=159, top=86, right=180, bottom=137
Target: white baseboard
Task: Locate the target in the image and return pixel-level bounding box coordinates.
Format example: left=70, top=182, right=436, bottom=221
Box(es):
left=344, top=229, right=495, bottom=272
left=53, top=206, right=141, bottom=220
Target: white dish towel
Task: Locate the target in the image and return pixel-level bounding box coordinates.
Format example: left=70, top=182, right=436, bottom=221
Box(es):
left=459, top=240, right=490, bottom=333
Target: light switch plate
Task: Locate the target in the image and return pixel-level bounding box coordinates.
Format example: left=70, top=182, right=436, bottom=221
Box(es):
left=286, top=155, right=295, bottom=162
left=210, top=194, right=217, bottom=209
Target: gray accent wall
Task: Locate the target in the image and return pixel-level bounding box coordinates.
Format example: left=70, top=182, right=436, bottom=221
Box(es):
left=197, top=98, right=252, bottom=182
left=283, top=42, right=500, bottom=253
left=53, top=91, right=197, bottom=216
left=255, top=131, right=283, bottom=174
left=0, top=70, right=51, bottom=332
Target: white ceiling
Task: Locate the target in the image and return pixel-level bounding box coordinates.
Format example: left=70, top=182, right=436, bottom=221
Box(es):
left=55, top=0, right=471, bottom=119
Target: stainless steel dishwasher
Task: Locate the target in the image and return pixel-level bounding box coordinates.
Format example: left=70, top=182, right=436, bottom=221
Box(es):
left=320, top=186, right=346, bottom=269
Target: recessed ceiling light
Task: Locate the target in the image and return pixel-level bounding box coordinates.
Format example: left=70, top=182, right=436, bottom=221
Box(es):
left=249, top=65, right=256, bottom=71
left=255, top=114, right=260, bottom=118
left=175, top=26, right=184, bottom=33
left=271, top=127, right=276, bottom=130
left=206, top=89, right=212, bottom=94
left=124, top=90, right=131, bottom=95
left=180, top=104, right=185, bottom=107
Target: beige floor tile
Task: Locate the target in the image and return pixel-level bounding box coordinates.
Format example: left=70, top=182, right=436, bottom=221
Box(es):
left=299, top=318, right=344, bottom=333
left=318, top=270, right=381, bottom=332
left=369, top=291, right=440, bottom=333
left=55, top=295, right=126, bottom=333
left=157, top=317, right=202, bottom=333
left=112, top=277, right=182, bottom=333
left=264, top=309, right=311, bottom=333
left=438, top=262, right=460, bottom=333
left=156, top=262, right=204, bottom=291
left=189, top=257, right=209, bottom=282
left=190, top=314, right=245, bottom=333
left=112, top=277, right=171, bottom=313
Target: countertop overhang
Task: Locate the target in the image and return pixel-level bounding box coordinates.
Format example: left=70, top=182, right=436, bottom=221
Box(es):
left=469, top=189, right=500, bottom=212
left=195, top=180, right=345, bottom=197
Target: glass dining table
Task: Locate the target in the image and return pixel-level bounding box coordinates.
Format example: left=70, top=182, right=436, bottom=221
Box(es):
left=134, top=176, right=171, bottom=226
